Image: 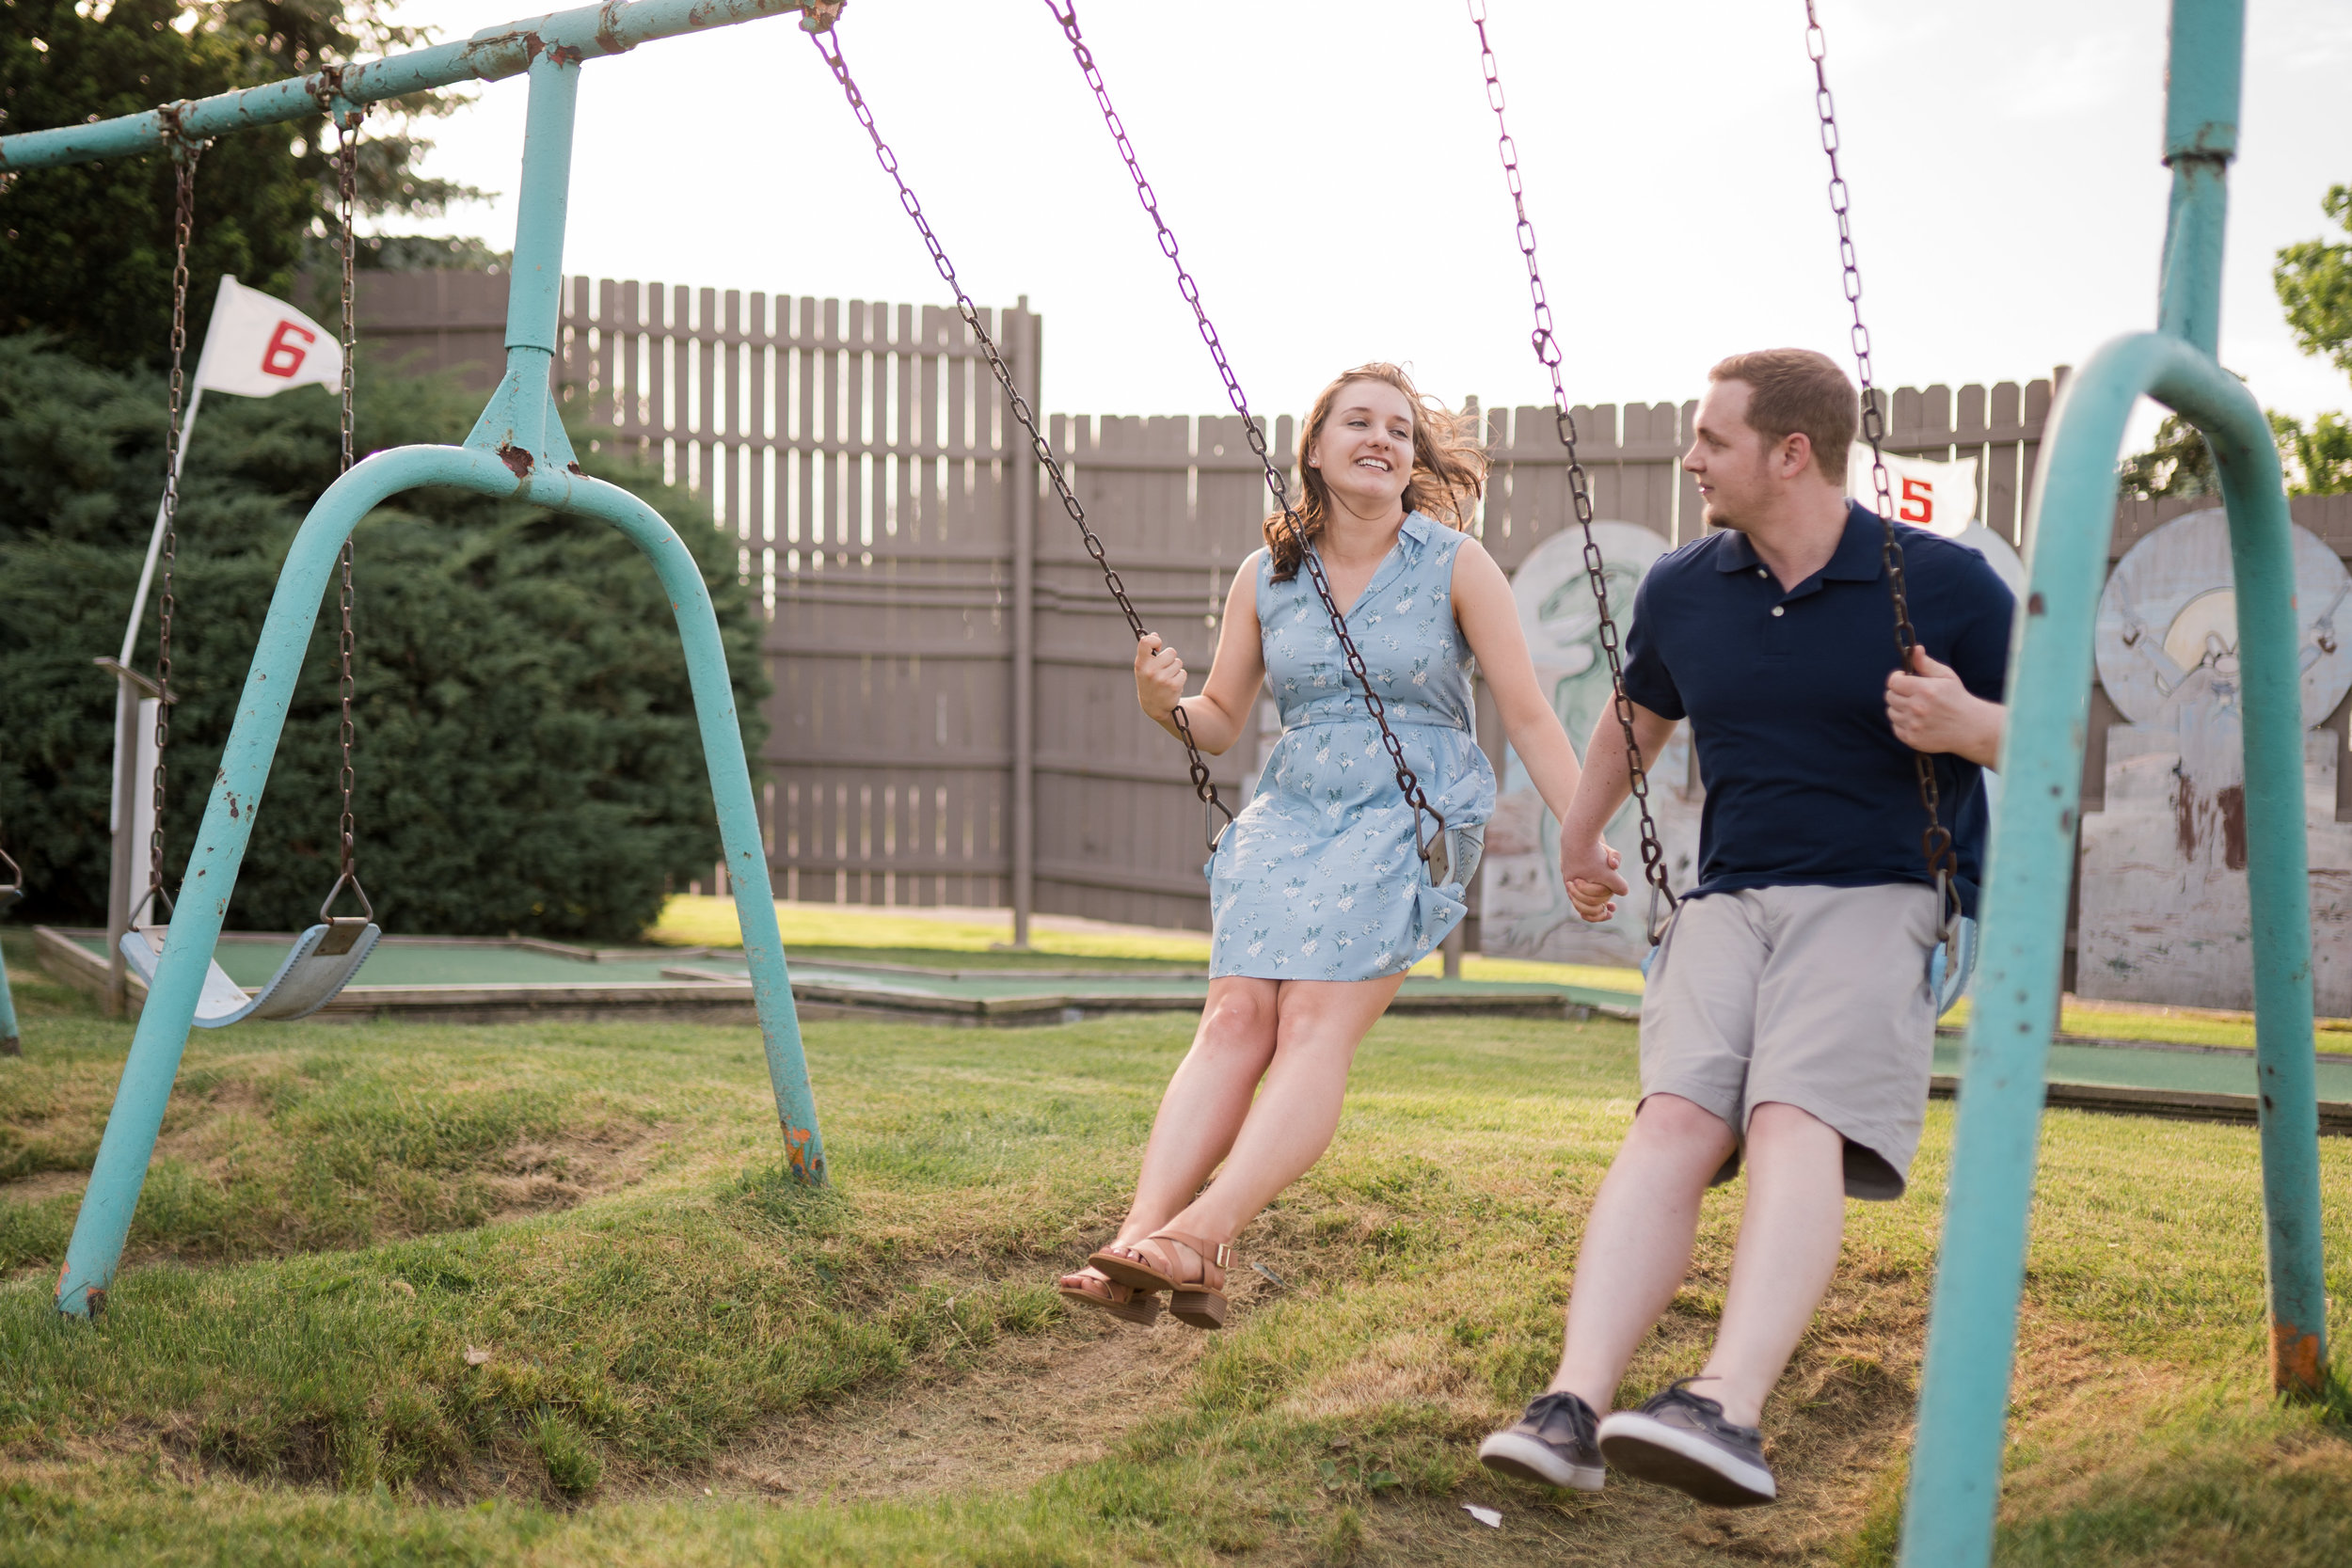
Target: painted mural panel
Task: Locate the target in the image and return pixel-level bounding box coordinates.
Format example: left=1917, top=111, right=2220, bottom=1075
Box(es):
left=1479, top=523, right=1702, bottom=967
left=2077, top=508, right=2352, bottom=1011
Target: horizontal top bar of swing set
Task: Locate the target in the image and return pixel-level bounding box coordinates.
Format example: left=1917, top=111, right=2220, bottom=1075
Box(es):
left=0, top=0, right=825, bottom=172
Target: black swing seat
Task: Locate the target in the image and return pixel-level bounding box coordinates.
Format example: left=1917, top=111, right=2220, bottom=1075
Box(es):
left=119, top=916, right=379, bottom=1028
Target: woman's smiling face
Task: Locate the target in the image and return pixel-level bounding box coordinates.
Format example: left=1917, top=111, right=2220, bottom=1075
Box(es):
left=1306, top=379, right=1417, bottom=515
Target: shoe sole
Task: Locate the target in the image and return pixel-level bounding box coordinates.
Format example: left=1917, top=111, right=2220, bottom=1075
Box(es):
left=1476, top=1431, right=1604, bottom=1491
left=1056, top=1284, right=1162, bottom=1327
left=1597, top=1414, right=1775, bottom=1508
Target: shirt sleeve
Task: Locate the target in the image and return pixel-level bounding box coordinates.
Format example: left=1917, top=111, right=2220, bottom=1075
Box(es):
left=1938, top=546, right=2015, bottom=701
left=1618, top=567, right=1686, bottom=721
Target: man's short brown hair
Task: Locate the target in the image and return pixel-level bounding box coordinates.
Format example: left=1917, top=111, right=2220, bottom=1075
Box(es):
left=1708, top=349, right=1857, bottom=483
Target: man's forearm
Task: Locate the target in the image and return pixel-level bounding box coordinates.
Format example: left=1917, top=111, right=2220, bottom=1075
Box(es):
left=1562, top=709, right=1638, bottom=848
left=1957, top=698, right=2004, bottom=769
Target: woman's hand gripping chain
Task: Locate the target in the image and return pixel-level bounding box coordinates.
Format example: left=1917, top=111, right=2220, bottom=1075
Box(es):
left=1135, top=632, right=1188, bottom=726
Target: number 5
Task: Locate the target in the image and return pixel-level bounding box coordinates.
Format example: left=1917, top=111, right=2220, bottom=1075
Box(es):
left=1899, top=475, right=1933, bottom=525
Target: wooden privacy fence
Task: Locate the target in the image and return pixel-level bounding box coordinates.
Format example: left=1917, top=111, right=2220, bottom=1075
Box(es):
left=356, top=270, right=2060, bottom=936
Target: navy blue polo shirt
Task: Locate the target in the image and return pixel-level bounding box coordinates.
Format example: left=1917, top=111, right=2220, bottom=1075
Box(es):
left=1619, top=503, right=2013, bottom=915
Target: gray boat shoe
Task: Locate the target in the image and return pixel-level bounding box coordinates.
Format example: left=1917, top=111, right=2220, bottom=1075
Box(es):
left=1596, top=1378, right=1775, bottom=1507
left=1477, top=1390, right=1605, bottom=1491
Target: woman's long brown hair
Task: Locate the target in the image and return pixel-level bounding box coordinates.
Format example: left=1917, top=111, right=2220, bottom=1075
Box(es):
left=1266, top=363, right=1487, bottom=581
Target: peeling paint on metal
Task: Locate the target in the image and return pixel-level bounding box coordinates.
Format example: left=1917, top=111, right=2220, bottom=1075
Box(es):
left=596, top=1, right=633, bottom=56
left=497, top=442, right=535, bottom=480
left=2270, top=1321, right=2324, bottom=1393
left=781, top=1123, right=824, bottom=1182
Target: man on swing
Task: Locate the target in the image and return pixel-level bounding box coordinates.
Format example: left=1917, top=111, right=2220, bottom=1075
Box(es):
left=1478, top=349, right=2013, bottom=1507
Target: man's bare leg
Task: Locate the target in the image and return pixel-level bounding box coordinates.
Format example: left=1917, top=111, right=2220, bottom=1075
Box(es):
left=1694, top=1101, right=1848, bottom=1427
left=1547, top=1093, right=1739, bottom=1412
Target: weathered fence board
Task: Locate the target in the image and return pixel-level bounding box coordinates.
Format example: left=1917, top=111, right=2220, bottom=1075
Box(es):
left=356, top=270, right=2074, bottom=940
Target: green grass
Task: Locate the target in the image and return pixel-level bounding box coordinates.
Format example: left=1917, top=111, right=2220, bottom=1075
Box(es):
left=0, top=926, right=2347, bottom=1564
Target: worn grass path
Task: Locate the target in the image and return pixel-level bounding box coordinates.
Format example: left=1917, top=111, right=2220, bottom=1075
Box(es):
left=0, top=928, right=2348, bottom=1565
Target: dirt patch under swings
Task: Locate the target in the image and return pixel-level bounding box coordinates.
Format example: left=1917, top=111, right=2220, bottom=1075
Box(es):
left=698, top=1308, right=1215, bottom=1504
left=477, top=1126, right=666, bottom=1225
left=0, top=1168, right=87, bottom=1205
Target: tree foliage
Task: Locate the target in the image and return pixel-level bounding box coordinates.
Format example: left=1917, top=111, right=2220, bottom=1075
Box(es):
left=2120, top=181, right=2352, bottom=500
left=2116, top=413, right=2218, bottom=500
left=0, top=0, right=484, bottom=371
left=2276, top=184, right=2352, bottom=378
left=0, top=337, right=768, bottom=942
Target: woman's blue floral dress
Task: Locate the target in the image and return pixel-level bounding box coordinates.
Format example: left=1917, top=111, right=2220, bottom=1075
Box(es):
left=1208, top=512, right=1495, bottom=980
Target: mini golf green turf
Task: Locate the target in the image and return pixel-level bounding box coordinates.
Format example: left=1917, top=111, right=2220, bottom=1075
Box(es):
left=1931, top=1036, right=2352, bottom=1101
left=72, top=935, right=1616, bottom=1006
left=75, top=934, right=2352, bottom=1104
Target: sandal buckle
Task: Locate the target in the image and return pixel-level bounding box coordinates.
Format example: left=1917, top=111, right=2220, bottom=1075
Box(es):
left=1214, top=1242, right=1232, bottom=1270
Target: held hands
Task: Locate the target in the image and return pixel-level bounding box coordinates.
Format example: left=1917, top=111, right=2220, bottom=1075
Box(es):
left=1886, top=647, right=2003, bottom=766
left=1560, top=837, right=1626, bottom=924
left=1135, top=632, right=1186, bottom=724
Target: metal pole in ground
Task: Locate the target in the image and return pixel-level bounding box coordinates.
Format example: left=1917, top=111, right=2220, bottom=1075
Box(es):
left=0, top=940, right=17, bottom=1056
left=96, top=662, right=164, bottom=1018
left=1009, top=300, right=1039, bottom=948
left=1899, top=1, right=2325, bottom=1560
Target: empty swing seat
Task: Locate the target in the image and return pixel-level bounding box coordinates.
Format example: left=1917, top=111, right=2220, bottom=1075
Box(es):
left=119, top=917, right=380, bottom=1028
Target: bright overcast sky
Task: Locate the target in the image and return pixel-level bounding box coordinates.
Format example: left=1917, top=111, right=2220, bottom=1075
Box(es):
left=384, top=0, right=2352, bottom=433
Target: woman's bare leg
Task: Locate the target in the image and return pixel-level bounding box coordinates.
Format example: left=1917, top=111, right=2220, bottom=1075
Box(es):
left=1160, top=974, right=1406, bottom=1244
left=1110, top=977, right=1282, bottom=1244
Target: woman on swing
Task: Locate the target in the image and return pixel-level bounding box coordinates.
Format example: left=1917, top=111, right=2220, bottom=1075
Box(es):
left=1058, top=362, right=1592, bottom=1328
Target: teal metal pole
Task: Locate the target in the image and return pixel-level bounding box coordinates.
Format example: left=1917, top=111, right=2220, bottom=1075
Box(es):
left=55, top=40, right=821, bottom=1322
left=0, top=0, right=832, bottom=173
left=0, top=932, right=20, bottom=1056
left=1899, top=2, right=2325, bottom=1561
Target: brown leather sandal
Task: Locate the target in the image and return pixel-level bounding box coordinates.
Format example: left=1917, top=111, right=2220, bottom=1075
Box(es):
left=1089, top=1230, right=1231, bottom=1329
left=1057, top=1266, right=1163, bottom=1326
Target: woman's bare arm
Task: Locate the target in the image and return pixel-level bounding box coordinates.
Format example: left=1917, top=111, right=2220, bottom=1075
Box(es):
left=1450, top=537, right=1583, bottom=824
left=1134, top=551, right=1266, bottom=755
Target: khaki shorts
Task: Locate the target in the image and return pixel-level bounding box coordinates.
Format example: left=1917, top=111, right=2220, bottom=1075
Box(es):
left=1638, top=881, right=1941, bottom=1200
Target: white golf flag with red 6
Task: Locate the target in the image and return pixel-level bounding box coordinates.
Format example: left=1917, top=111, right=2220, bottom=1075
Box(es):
left=193, top=276, right=342, bottom=398
left=1847, top=448, right=1981, bottom=538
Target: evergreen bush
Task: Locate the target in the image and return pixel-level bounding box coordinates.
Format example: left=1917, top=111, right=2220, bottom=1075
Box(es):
left=0, top=336, right=767, bottom=942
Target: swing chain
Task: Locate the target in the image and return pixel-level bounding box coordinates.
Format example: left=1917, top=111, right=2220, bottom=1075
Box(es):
left=803, top=26, right=1233, bottom=846
left=1039, top=2, right=1452, bottom=881
left=324, top=71, right=367, bottom=907
left=148, top=107, right=205, bottom=913
left=1467, top=0, right=1675, bottom=937
left=1804, top=3, right=1960, bottom=910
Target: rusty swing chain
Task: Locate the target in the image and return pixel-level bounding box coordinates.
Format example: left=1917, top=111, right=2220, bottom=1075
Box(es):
left=315, top=67, right=373, bottom=923
left=142, top=107, right=206, bottom=922
left=1804, top=3, right=1960, bottom=916
left=1465, top=0, right=1675, bottom=940
left=1038, top=1, right=1452, bottom=882
left=802, top=26, right=1236, bottom=848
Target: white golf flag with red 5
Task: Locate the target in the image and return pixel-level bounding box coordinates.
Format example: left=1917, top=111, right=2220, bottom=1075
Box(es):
left=1848, top=448, right=1981, bottom=539
left=194, top=275, right=342, bottom=398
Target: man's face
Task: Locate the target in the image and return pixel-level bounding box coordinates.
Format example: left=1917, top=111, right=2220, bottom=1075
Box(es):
left=1682, top=378, right=1775, bottom=531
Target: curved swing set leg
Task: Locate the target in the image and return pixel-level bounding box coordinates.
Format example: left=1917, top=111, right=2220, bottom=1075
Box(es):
left=56, top=444, right=820, bottom=1318
left=54, top=51, right=820, bottom=1321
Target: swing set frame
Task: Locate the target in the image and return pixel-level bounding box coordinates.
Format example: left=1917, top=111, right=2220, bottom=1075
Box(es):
left=3, top=0, right=836, bottom=1322
left=0, top=4, right=2329, bottom=1565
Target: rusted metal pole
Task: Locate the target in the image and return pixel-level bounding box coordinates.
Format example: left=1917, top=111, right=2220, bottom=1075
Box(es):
left=1009, top=300, right=1039, bottom=945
